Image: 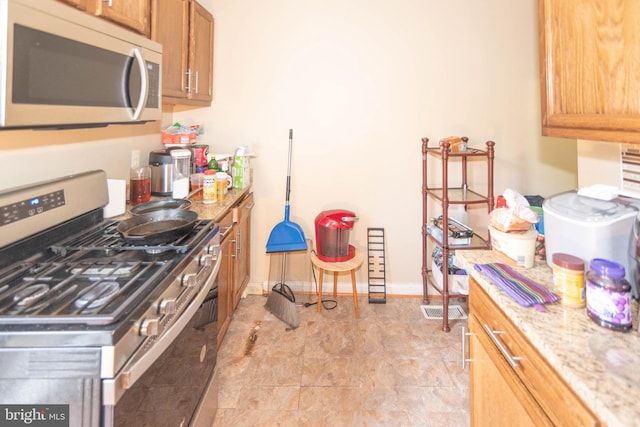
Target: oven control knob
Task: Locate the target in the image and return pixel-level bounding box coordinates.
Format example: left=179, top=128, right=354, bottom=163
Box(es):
left=200, top=253, right=213, bottom=267
left=182, top=273, right=197, bottom=288
left=139, top=318, right=160, bottom=337
left=158, top=298, right=177, bottom=315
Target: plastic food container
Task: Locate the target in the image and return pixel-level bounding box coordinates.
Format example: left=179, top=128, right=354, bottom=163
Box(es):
left=552, top=253, right=585, bottom=308
left=586, top=258, right=633, bottom=332
left=543, top=190, right=638, bottom=286
left=489, top=225, right=537, bottom=269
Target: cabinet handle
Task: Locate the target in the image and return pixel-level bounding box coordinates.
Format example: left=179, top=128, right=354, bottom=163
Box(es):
left=195, top=72, right=199, bottom=94
left=185, top=69, right=192, bottom=93
left=103, top=0, right=113, bottom=6
left=461, top=326, right=473, bottom=370
left=220, top=226, right=233, bottom=241
left=236, top=230, right=241, bottom=255
left=483, top=324, right=522, bottom=368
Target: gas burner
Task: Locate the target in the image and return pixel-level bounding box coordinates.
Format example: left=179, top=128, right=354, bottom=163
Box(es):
left=13, top=284, right=50, bottom=306
left=75, top=281, right=120, bottom=309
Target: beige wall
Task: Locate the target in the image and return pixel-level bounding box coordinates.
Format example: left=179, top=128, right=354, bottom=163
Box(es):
left=172, top=0, right=577, bottom=295
left=577, top=140, right=622, bottom=188
left=0, top=0, right=578, bottom=296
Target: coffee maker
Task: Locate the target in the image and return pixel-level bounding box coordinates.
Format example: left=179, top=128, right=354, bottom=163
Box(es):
left=315, top=210, right=357, bottom=262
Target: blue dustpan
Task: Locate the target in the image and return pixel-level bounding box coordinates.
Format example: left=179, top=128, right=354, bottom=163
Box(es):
left=265, top=129, right=307, bottom=253
left=266, top=205, right=307, bottom=253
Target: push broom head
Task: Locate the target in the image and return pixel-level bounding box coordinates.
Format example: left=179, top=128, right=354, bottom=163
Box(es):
left=265, top=282, right=299, bottom=329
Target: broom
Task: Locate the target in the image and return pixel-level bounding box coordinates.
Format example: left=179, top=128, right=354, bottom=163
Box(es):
left=265, top=252, right=300, bottom=328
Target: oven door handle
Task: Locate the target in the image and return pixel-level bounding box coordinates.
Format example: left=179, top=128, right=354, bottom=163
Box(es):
left=102, top=248, right=222, bottom=406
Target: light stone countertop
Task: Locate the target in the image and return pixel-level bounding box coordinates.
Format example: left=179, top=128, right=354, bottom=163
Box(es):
left=119, top=186, right=252, bottom=222
left=186, top=186, right=252, bottom=221
left=456, top=250, right=640, bottom=427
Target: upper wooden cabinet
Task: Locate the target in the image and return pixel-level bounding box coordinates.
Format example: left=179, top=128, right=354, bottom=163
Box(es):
left=539, top=0, right=640, bottom=143
left=58, top=0, right=151, bottom=36
left=151, top=0, right=214, bottom=106
left=92, top=0, right=151, bottom=36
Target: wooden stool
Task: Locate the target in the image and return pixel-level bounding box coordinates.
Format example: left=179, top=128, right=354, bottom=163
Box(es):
left=310, top=249, right=364, bottom=318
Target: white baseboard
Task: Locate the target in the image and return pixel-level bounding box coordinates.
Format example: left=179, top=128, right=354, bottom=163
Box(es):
left=249, top=281, right=428, bottom=297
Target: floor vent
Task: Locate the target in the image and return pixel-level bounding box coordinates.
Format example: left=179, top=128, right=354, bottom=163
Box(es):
left=420, top=304, right=467, bottom=320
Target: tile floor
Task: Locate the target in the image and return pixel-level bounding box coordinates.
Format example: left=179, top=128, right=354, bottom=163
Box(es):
left=211, top=294, right=470, bottom=426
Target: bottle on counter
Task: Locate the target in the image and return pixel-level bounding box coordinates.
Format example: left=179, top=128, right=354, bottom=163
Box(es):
left=552, top=252, right=585, bottom=308
left=202, top=169, right=217, bottom=204
left=129, top=166, right=151, bottom=206
left=207, top=157, right=219, bottom=171
left=585, top=258, right=633, bottom=332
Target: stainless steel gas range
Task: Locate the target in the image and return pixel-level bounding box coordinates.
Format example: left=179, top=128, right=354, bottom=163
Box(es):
left=0, top=170, right=221, bottom=427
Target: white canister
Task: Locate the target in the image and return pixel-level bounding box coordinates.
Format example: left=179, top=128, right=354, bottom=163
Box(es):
left=215, top=172, right=232, bottom=200
left=489, top=225, right=537, bottom=269
left=170, top=149, right=191, bottom=199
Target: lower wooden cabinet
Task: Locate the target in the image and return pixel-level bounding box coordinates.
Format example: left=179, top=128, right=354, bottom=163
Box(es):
left=468, top=278, right=601, bottom=427
left=217, top=192, right=253, bottom=347
left=231, top=192, right=253, bottom=309
left=469, top=314, right=551, bottom=426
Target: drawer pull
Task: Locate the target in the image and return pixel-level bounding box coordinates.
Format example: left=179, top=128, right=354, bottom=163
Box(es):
left=461, top=326, right=473, bottom=370
left=483, top=324, right=522, bottom=368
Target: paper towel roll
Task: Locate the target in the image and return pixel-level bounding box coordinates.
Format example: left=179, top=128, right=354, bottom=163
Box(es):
left=104, top=179, right=126, bottom=218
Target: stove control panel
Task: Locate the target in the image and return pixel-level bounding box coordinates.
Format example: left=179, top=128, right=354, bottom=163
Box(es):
left=1, top=189, right=66, bottom=226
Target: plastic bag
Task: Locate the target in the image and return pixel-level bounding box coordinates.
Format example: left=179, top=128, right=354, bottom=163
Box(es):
left=489, top=189, right=538, bottom=233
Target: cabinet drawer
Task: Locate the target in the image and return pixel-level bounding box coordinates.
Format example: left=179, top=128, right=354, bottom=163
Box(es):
left=470, top=278, right=601, bottom=427
left=232, top=192, right=254, bottom=224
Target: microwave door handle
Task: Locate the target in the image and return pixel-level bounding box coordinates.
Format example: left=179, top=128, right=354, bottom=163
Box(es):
left=131, top=48, right=149, bottom=120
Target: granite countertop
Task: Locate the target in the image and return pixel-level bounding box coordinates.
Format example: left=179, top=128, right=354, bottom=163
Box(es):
left=118, top=186, right=251, bottom=222
left=456, top=250, right=640, bottom=427
left=187, top=186, right=252, bottom=221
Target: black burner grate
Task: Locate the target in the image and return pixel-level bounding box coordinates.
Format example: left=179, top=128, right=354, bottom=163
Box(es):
left=0, top=258, right=170, bottom=325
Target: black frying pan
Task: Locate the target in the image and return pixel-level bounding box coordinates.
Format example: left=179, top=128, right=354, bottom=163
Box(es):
left=129, top=198, right=192, bottom=215
left=117, top=209, right=198, bottom=245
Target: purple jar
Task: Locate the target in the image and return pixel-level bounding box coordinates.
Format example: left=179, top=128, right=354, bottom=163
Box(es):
left=585, top=258, right=632, bottom=332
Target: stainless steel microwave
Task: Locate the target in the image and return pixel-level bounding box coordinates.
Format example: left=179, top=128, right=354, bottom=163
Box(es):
left=0, top=0, right=162, bottom=129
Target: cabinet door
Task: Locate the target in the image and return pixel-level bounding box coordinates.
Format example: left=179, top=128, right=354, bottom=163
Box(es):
left=232, top=193, right=253, bottom=309
left=151, top=0, right=190, bottom=100
left=188, top=1, right=214, bottom=104
left=57, top=0, right=90, bottom=11
left=92, top=0, right=151, bottom=36
left=469, top=315, right=550, bottom=426
left=540, top=0, right=640, bottom=143
left=469, top=278, right=601, bottom=426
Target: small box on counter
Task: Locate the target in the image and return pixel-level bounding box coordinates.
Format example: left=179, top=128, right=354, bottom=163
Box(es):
left=161, top=123, right=201, bottom=146
left=232, top=146, right=254, bottom=189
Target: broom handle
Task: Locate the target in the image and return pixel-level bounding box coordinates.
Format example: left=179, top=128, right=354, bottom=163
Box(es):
left=286, top=129, right=293, bottom=204
left=280, top=252, right=287, bottom=285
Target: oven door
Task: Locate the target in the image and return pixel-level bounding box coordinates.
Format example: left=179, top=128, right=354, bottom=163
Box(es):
left=102, top=250, right=221, bottom=427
